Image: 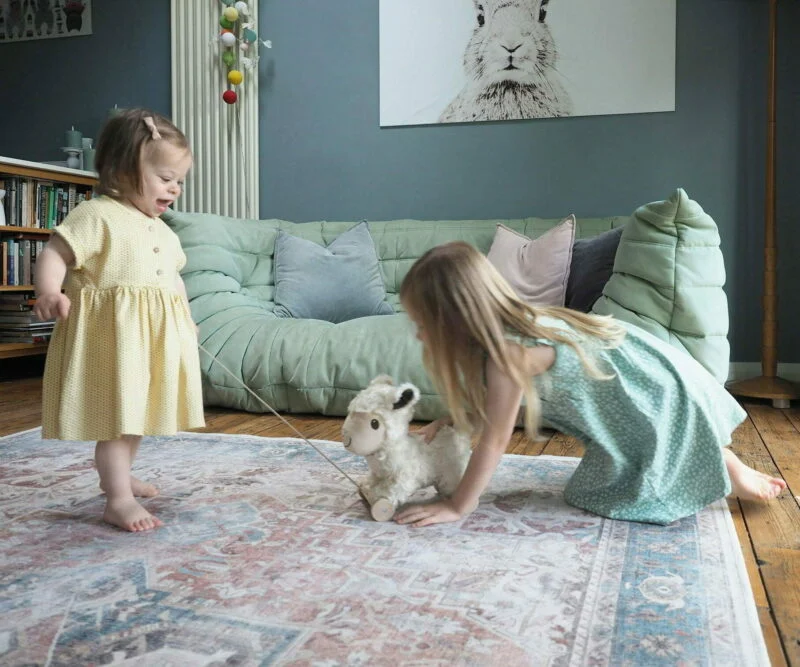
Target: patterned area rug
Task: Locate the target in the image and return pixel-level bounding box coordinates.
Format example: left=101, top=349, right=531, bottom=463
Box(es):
left=1, top=429, right=768, bottom=666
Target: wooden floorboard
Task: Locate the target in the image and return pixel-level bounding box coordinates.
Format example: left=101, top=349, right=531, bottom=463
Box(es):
left=1, top=378, right=797, bottom=665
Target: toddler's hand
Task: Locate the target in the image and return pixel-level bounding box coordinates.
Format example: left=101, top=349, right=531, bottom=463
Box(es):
left=34, top=293, right=71, bottom=321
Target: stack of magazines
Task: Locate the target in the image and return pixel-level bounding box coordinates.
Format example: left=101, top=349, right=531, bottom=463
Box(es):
left=0, top=292, right=55, bottom=344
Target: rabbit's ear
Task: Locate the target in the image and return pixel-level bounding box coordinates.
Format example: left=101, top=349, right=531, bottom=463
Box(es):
left=539, top=0, right=550, bottom=23
left=472, top=0, right=485, bottom=27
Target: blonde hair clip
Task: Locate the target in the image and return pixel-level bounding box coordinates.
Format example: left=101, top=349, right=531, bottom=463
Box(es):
left=143, top=116, right=162, bottom=140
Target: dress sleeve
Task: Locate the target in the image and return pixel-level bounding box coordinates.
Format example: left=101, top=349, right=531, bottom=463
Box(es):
left=53, top=201, right=107, bottom=270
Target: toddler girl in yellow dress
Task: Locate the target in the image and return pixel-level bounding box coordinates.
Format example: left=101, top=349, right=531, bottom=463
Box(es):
left=34, top=109, right=205, bottom=532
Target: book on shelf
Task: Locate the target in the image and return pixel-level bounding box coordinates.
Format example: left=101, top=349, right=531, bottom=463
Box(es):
left=0, top=291, right=36, bottom=305
left=0, top=332, right=51, bottom=344
left=0, top=175, right=94, bottom=229
left=0, top=299, right=36, bottom=311
left=1, top=238, right=45, bottom=286
left=0, top=312, right=52, bottom=325
left=0, top=309, right=54, bottom=343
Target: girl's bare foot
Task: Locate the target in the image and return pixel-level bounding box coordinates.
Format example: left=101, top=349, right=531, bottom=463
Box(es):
left=723, top=448, right=787, bottom=501
left=103, top=496, right=163, bottom=532
left=101, top=476, right=159, bottom=498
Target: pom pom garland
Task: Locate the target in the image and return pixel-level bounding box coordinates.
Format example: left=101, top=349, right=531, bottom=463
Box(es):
left=215, top=0, right=270, bottom=105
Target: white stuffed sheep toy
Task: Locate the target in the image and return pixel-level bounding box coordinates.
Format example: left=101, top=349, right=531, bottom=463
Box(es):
left=342, top=375, right=472, bottom=522
left=439, top=0, right=572, bottom=123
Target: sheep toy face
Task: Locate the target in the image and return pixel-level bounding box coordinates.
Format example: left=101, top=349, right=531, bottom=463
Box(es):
left=342, top=375, right=418, bottom=457
left=342, top=412, right=387, bottom=457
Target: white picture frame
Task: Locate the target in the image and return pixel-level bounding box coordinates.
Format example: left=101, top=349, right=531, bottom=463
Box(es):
left=380, top=0, right=676, bottom=127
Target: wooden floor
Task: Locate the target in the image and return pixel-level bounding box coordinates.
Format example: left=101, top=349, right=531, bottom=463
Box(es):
left=2, top=377, right=799, bottom=666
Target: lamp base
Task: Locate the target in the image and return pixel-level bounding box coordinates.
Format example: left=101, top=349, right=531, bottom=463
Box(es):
left=726, top=375, right=800, bottom=408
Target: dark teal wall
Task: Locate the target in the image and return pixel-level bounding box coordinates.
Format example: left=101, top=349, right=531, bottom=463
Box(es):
left=258, top=0, right=799, bottom=364
left=0, top=0, right=796, bottom=364
left=0, top=0, right=170, bottom=162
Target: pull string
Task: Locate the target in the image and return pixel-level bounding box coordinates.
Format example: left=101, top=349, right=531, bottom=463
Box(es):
left=197, top=342, right=363, bottom=492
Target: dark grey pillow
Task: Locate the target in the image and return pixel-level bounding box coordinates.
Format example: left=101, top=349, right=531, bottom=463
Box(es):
left=273, top=221, right=394, bottom=324
left=566, top=226, right=624, bottom=312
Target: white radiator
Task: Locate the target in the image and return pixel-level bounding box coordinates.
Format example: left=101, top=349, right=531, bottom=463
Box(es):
left=170, top=1, right=259, bottom=218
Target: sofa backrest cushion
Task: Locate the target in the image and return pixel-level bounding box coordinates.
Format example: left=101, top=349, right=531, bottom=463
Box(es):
left=591, top=189, right=730, bottom=383
left=566, top=226, right=625, bottom=312
left=487, top=216, right=576, bottom=307
left=160, top=210, right=627, bottom=314
left=273, top=221, right=394, bottom=323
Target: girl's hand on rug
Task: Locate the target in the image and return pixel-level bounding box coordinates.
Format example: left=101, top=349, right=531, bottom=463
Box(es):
left=394, top=499, right=466, bottom=527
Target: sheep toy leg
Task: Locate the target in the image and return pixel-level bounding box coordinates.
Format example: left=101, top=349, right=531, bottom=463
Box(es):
left=356, top=483, right=394, bottom=522
left=361, top=477, right=420, bottom=522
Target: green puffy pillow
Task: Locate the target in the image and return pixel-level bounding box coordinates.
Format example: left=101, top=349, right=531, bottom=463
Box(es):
left=273, top=221, right=394, bottom=323
left=592, top=189, right=730, bottom=383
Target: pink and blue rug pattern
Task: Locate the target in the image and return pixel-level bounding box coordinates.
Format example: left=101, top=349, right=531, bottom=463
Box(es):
left=1, top=429, right=768, bottom=666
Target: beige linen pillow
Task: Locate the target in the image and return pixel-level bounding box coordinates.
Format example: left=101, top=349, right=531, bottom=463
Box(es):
left=487, top=215, right=576, bottom=307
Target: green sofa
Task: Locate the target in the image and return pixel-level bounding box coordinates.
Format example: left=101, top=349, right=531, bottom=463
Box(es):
left=162, top=188, right=730, bottom=421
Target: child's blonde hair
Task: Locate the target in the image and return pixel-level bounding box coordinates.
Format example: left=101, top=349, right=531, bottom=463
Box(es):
left=94, top=108, right=190, bottom=199
left=399, top=241, right=626, bottom=439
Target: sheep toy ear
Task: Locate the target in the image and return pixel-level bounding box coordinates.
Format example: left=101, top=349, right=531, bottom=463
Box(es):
left=392, top=383, right=420, bottom=411
left=369, top=375, right=395, bottom=387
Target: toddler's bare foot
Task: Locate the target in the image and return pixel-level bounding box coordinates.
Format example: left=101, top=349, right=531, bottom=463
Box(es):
left=723, top=448, right=787, bottom=501
left=103, top=496, right=163, bottom=532
left=101, top=476, right=159, bottom=498
left=130, top=476, right=159, bottom=497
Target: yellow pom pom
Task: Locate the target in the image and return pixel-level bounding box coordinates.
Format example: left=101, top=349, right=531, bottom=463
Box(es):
left=223, top=7, right=239, bottom=21
left=228, top=70, right=244, bottom=85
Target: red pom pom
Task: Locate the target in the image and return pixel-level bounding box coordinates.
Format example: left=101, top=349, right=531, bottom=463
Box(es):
left=222, top=89, right=238, bottom=104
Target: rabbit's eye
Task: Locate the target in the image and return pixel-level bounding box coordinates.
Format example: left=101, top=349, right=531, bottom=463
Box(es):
left=370, top=419, right=380, bottom=430
left=477, top=8, right=485, bottom=27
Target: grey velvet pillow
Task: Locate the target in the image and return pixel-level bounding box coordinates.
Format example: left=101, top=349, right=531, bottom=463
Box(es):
left=566, top=226, right=624, bottom=312
left=273, top=221, right=394, bottom=323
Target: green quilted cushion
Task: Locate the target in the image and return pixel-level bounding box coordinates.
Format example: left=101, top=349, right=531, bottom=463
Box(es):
left=592, top=189, right=730, bottom=383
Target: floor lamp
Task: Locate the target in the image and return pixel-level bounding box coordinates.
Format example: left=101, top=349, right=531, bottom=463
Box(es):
left=727, top=0, right=800, bottom=408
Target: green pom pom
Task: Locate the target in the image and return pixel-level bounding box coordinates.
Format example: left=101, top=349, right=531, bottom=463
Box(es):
left=243, top=27, right=257, bottom=43
left=221, top=0, right=234, bottom=5
left=219, top=16, right=233, bottom=29
left=222, top=50, right=236, bottom=67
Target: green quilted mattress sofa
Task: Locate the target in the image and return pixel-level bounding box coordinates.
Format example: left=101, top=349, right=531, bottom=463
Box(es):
left=162, top=188, right=730, bottom=421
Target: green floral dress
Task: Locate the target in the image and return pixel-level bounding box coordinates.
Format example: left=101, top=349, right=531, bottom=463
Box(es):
left=507, top=317, right=745, bottom=525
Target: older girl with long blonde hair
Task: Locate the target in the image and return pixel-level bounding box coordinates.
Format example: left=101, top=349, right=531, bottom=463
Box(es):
left=396, top=241, right=785, bottom=527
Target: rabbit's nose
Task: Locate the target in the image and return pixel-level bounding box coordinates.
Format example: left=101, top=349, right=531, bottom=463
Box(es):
left=503, top=43, right=522, bottom=54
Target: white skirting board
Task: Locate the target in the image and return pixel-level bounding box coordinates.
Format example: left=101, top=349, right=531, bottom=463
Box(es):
left=728, top=363, right=800, bottom=383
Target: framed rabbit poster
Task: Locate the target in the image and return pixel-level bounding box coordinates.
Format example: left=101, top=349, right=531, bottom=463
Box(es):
left=379, top=0, right=676, bottom=126
left=0, top=0, right=92, bottom=43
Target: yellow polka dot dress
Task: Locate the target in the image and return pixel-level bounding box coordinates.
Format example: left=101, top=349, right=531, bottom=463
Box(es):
left=42, top=196, right=205, bottom=441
